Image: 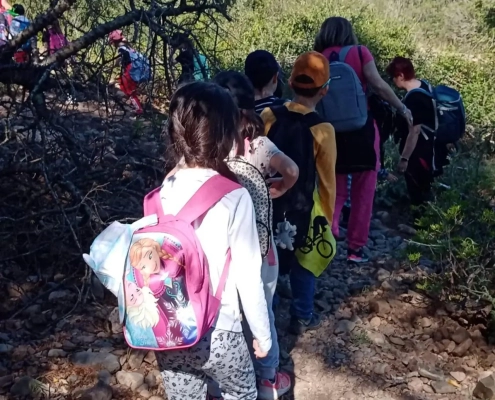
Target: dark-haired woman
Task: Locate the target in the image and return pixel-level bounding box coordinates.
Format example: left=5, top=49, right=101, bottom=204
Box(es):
left=213, top=70, right=296, bottom=400
left=156, top=81, right=271, bottom=400
left=314, top=16, right=412, bottom=263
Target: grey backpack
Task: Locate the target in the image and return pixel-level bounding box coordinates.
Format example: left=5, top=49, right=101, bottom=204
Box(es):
left=316, top=45, right=367, bottom=132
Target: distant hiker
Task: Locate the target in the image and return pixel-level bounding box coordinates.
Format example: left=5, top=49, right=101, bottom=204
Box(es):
left=108, top=30, right=150, bottom=116
left=213, top=70, right=296, bottom=400
left=386, top=56, right=465, bottom=211
left=262, top=51, right=337, bottom=335
left=170, top=32, right=210, bottom=84
left=8, top=4, right=37, bottom=64
left=0, top=0, right=11, bottom=46
left=42, top=20, right=69, bottom=56
left=314, top=16, right=412, bottom=263
left=244, top=50, right=286, bottom=114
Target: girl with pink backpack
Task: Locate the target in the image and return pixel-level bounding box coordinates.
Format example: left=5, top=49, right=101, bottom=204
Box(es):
left=155, top=81, right=271, bottom=399
left=41, top=20, right=68, bottom=56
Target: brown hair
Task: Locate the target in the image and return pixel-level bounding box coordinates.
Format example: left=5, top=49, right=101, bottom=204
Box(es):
left=168, top=81, right=240, bottom=182
left=314, top=17, right=358, bottom=52
left=386, top=57, right=416, bottom=80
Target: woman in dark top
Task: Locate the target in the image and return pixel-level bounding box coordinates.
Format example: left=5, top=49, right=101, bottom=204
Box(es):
left=386, top=57, right=436, bottom=209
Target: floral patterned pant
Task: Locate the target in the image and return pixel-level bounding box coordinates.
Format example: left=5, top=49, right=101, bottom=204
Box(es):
left=156, top=329, right=257, bottom=400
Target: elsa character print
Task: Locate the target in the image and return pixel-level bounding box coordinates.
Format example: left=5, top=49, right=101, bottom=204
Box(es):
left=128, top=238, right=198, bottom=346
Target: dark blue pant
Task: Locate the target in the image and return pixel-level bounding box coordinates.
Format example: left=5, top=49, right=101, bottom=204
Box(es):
left=290, top=260, right=315, bottom=320
left=278, top=249, right=316, bottom=320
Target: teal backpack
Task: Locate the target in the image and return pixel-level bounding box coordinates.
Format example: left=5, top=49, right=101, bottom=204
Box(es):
left=193, top=53, right=210, bottom=81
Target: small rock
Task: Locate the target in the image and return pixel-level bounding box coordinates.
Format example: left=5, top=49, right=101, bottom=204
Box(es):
left=48, top=349, right=67, bottom=358
left=451, top=327, right=471, bottom=344
left=128, top=349, right=146, bottom=370
left=419, top=365, right=445, bottom=381
left=109, top=307, right=123, bottom=334
left=370, top=317, right=381, bottom=328
left=373, top=363, right=389, bottom=375
left=446, top=340, right=456, bottom=353
left=48, top=290, right=72, bottom=301
left=24, top=304, right=41, bottom=316
left=369, top=299, right=391, bottom=316
left=80, top=381, right=113, bottom=400
left=474, top=374, right=495, bottom=399
left=419, top=317, right=433, bottom=328
left=376, top=211, right=390, bottom=223
left=381, top=280, right=396, bottom=291
left=334, top=319, right=356, bottom=334
left=376, top=268, right=391, bottom=282
left=0, top=375, right=13, bottom=388
left=431, top=380, right=457, bottom=394
left=139, top=390, right=152, bottom=399
left=10, top=376, right=48, bottom=397
left=368, top=332, right=386, bottom=346
left=70, top=352, right=121, bottom=373
left=408, top=377, right=424, bottom=392
left=450, top=371, right=466, bottom=382
left=145, top=371, right=159, bottom=388
left=0, top=344, right=13, bottom=353
left=453, top=338, right=473, bottom=357
left=116, top=371, right=144, bottom=390
left=467, top=358, right=478, bottom=368
left=398, top=224, right=417, bottom=235
left=144, top=351, right=156, bottom=365
left=389, top=336, right=405, bottom=346
left=478, top=371, right=493, bottom=382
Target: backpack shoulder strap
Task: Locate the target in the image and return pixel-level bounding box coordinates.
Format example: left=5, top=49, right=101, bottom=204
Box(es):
left=144, top=175, right=241, bottom=223
left=303, top=111, right=324, bottom=128
left=177, top=175, right=241, bottom=223
left=270, top=105, right=290, bottom=121
left=338, top=45, right=354, bottom=62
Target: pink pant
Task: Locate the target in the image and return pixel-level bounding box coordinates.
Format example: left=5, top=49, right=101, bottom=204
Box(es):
left=332, top=171, right=378, bottom=250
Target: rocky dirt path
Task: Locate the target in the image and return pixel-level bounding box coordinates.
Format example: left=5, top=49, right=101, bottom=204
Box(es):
left=1, top=213, right=494, bottom=400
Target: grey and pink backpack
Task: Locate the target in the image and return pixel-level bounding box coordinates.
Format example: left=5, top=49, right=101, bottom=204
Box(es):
left=83, top=175, right=240, bottom=350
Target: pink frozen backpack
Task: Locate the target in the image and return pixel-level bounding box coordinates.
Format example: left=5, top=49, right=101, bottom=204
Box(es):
left=121, top=175, right=241, bottom=350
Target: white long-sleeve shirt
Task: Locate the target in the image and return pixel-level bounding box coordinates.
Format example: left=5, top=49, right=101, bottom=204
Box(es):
left=159, top=168, right=272, bottom=353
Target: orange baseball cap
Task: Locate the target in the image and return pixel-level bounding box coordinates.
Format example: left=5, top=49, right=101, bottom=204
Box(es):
left=289, top=51, right=330, bottom=89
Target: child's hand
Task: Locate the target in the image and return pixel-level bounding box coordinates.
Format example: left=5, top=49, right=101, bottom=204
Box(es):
left=253, top=339, right=268, bottom=359
left=266, top=177, right=287, bottom=199
left=386, top=172, right=398, bottom=183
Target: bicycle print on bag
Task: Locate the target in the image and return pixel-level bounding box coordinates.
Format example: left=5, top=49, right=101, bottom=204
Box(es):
left=123, top=232, right=198, bottom=349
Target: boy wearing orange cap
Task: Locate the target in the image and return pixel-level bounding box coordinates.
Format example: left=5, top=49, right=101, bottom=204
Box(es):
left=261, top=51, right=336, bottom=335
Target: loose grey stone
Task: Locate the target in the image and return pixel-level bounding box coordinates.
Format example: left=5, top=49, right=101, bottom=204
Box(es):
left=418, top=365, right=445, bottom=381
left=116, top=371, right=144, bottom=391
left=408, top=377, right=424, bottom=392
left=10, top=376, right=49, bottom=397
left=453, top=338, right=473, bottom=357
left=334, top=319, right=356, bottom=334
left=128, top=349, right=146, bottom=369
left=449, top=371, right=466, bottom=382
left=70, top=352, right=121, bottom=373
left=474, top=374, right=495, bottom=399
left=0, top=344, right=13, bottom=353
left=451, top=327, right=471, bottom=344
left=48, top=349, right=67, bottom=358
left=48, top=290, right=72, bottom=301
left=431, top=380, right=457, bottom=394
